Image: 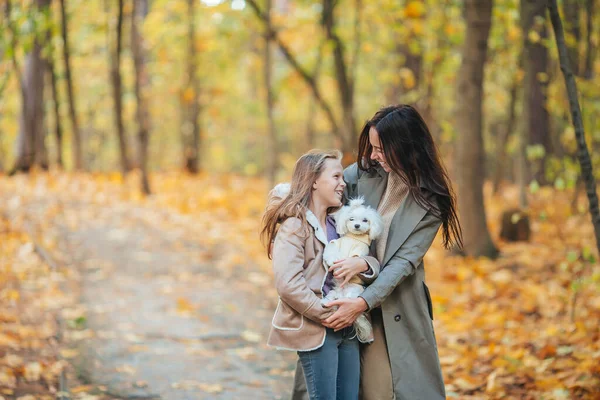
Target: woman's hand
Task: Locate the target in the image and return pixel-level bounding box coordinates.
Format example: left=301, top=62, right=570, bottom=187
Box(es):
left=328, top=257, right=368, bottom=287
left=322, top=297, right=368, bottom=331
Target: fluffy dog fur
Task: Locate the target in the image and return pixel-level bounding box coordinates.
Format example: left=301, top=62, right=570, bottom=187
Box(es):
left=322, top=198, right=383, bottom=342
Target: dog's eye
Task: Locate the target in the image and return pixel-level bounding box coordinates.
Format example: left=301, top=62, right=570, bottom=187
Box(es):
left=363, top=219, right=368, bottom=223
left=349, top=218, right=354, bottom=221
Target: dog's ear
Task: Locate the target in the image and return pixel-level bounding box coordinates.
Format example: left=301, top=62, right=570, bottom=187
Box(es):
left=334, top=206, right=350, bottom=236
left=367, top=207, right=384, bottom=240
left=348, top=197, right=365, bottom=209
left=268, top=183, right=290, bottom=203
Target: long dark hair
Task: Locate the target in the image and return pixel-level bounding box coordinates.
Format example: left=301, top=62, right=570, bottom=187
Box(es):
left=357, top=104, right=463, bottom=249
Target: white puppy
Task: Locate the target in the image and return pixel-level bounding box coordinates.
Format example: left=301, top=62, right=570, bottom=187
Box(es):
left=322, top=198, right=383, bottom=342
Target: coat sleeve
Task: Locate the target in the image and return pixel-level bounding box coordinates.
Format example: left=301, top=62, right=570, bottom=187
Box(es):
left=272, top=218, right=332, bottom=323
left=358, top=255, right=379, bottom=284
left=359, top=211, right=441, bottom=310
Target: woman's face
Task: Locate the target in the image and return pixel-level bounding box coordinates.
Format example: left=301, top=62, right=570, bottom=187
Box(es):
left=369, top=127, right=391, bottom=172
left=312, top=158, right=346, bottom=208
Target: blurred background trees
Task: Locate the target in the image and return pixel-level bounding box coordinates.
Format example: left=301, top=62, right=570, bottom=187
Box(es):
left=0, top=0, right=599, bottom=257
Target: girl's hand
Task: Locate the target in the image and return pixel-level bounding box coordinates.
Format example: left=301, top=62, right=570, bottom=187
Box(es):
left=322, top=298, right=368, bottom=331
left=328, top=257, right=368, bottom=287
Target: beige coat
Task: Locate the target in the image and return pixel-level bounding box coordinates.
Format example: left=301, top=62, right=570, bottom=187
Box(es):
left=267, top=208, right=380, bottom=351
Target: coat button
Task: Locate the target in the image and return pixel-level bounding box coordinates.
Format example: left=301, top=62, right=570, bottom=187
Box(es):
left=394, top=314, right=401, bottom=322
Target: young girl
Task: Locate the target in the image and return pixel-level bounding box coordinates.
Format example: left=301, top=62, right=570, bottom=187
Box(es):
left=261, top=150, right=380, bottom=400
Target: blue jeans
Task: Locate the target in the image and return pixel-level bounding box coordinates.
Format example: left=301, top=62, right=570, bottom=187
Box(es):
left=297, top=327, right=360, bottom=400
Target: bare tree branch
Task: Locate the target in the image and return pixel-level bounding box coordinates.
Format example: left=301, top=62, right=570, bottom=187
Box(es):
left=245, top=0, right=342, bottom=145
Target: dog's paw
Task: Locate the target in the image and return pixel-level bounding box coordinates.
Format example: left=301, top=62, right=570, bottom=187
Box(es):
left=323, top=255, right=337, bottom=267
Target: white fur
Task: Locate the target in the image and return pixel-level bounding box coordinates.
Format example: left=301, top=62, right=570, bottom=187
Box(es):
left=271, top=182, right=290, bottom=199
left=321, top=197, right=383, bottom=342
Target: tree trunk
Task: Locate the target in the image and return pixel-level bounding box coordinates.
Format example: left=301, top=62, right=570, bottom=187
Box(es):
left=263, top=0, right=277, bottom=186
left=564, top=0, right=581, bottom=75
left=46, top=30, right=63, bottom=168
left=322, top=0, right=354, bottom=153
left=12, top=0, right=51, bottom=173
left=132, top=0, right=151, bottom=195
left=548, top=0, right=600, bottom=254
left=15, top=44, right=44, bottom=172
left=6, top=0, right=27, bottom=174
left=493, top=77, right=519, bottom=194
left=180, top=0, right=201, bottom=174
left=455, top=0, right=498, bottom=258
left=517, top=111, right=529, bottom=209
left=60, top=0, right=83, bottom=170
left=110, top=0, right=130, bottom=176
left=583, top=0, right=594, bottom=80
left=521, top=0, right=551, bottom=183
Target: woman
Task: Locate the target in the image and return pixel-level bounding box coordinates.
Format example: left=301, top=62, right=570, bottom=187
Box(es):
left=262, top=150, right=380, bottom=400
left=293, top=105, right=463, bottom=400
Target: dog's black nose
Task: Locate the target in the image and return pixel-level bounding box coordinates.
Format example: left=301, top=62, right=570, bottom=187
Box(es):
left=354, top=224, right=360, bottom=229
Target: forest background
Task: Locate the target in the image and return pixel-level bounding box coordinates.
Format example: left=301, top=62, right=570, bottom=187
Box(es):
left=0, top=0, right=599, bottom=398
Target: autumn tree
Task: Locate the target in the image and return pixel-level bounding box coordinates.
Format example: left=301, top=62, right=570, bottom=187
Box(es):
left=180, top=0, right=202, bottom=174
left=321, top=0, right=356, bottom=154
left=46, top=25, right=63, bottom=168
left=492, top=77, right=519, bottom=195
left=520, top=0, right=551, bottom=183
left=60, top=0, right=83, bottom=170
left=455, top=0, right=498, bottom=258
left=386, top=1, right=424, bottom=105
left=583, top=0, right=594, bottom=79
left=548, top=0, right=600, bottom=253
left=108, top=0, right=130, bottom=176
left=131, top=0, right=151, bottom=194
left=564, top=0, right=581, bottom=75
left=247, top=0, right=355, bottom=154
left=263, top=0, right=277, bottom=186
left=10, top=0, right=51, bottom=174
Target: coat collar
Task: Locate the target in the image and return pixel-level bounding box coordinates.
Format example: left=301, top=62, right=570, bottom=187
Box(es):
left=381, top=195, right=428, bottom=266
left=357, top=166, right=388, bottom=211
left=305, top=209, right=329, bottom=246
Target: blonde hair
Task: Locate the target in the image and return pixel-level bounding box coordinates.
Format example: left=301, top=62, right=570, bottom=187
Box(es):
left=261, top=149, right=342, bottom=258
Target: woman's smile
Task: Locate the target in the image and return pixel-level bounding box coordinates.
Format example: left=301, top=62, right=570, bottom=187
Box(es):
left=368, top=127, right=391, bottom=172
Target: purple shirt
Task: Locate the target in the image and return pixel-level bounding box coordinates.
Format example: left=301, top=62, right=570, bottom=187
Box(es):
left=323, top=216, right=339, bottom=296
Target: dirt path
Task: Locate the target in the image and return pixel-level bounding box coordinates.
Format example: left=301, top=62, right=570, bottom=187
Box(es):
left=9, top=189, right=297, bottom=399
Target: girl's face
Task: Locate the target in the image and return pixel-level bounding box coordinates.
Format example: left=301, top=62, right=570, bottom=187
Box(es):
left=369, top=127, right=391, bottom=173
left=312, top=158, right=346, bottom=208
